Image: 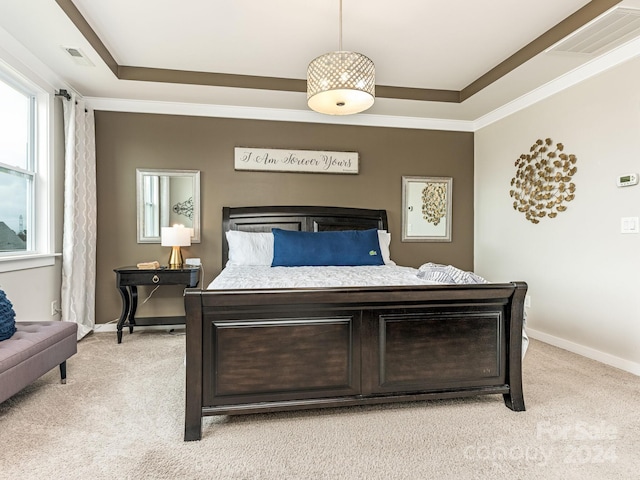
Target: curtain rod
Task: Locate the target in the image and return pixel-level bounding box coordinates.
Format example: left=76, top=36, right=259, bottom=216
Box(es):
left=55, top=89, right=88, bottom=113
left=55, top=89, right=71, bottom=101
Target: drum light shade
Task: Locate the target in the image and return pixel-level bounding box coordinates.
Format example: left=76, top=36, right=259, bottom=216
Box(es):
left=306, top=0, right=375, bottom=115
left=307, top=51, right=375, bottom=115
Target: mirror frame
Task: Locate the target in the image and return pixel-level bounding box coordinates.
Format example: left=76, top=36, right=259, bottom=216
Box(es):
left=136, top=168, right=201, bottom=244
left=401, top=175, right=452, bottom=242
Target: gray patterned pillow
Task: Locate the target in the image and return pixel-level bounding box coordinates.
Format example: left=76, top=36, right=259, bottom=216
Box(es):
left=0, top=289, right=17, bottom=341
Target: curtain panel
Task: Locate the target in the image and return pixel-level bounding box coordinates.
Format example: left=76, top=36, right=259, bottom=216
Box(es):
left=61, top=94, right=97, bottom=340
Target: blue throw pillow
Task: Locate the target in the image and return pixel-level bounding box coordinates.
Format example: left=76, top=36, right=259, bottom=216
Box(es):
left=272, top=228, right=385, bottom=267
left=0, top=289, right=17, bottom=341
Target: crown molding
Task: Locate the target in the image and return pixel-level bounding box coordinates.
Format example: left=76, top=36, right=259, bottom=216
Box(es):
left=85, top=97, right=476, bottom=132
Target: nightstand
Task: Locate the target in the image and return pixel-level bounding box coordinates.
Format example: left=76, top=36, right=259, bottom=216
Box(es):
left=114, top=265, right=200, bottom=343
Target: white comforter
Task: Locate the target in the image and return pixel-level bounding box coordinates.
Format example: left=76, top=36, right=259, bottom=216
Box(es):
left=207, top=264, right=441, bottom=290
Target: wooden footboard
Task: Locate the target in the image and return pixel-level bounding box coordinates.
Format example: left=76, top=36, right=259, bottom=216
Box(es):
left=184, top=282, right=527, bottom=441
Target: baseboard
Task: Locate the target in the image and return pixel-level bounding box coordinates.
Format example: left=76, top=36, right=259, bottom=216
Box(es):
left=93, top=323, right=184, bottom=334
left=527, top=328, right=640, bottom=377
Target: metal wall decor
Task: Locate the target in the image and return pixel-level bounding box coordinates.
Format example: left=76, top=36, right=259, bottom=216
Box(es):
left=173, top=197, right=194, bottom=220
left=509, top=138, right=577, bottom=224
left=422, top=182, right=448, bottom=226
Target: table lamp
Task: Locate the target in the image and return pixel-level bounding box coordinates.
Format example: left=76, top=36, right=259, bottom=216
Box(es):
left=161, top=225, right=192, bottom=268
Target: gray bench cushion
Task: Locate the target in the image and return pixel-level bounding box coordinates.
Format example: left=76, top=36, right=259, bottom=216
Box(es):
left=0, top=321, right=77, bottom=403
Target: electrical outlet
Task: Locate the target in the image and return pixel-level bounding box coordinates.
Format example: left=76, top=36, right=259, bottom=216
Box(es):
left=51, top=300, right=59, bottom=316
left=524, top=295, right=531, bottom=308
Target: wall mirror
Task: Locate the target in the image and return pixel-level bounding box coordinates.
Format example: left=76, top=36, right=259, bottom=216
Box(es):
left=136, top=168, right=201, bottom=243
left=402, top=176, right=452, bottom=242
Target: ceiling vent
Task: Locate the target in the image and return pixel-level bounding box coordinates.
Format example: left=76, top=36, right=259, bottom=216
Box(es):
left=61, top=46, right=95, bottom=66
left=548, top=7, right=640, bottom=55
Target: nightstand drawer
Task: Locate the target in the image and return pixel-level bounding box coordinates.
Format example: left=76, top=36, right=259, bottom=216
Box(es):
left=117, top=269, right=199, bottom=287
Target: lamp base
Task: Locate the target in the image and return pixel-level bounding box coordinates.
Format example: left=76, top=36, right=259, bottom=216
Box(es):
left=167, top=246, right=183, bottom=268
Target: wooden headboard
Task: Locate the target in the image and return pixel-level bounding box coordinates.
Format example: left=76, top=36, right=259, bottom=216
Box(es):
left=221, top=206, right=388, bottom=265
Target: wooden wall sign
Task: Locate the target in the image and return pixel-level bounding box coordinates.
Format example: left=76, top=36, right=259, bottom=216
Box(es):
left=234, top=147, right=359, bottom=174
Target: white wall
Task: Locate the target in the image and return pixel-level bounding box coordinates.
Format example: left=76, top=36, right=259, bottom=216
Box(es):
left=475, top=56, right=640, bottom=374
left=0, top=261, right=62, bottom=320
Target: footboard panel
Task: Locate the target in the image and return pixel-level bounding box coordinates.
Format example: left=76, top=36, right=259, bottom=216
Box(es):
left=203, top=313, right=361, bottom=404
left=368, top=308, right=505, bottom=394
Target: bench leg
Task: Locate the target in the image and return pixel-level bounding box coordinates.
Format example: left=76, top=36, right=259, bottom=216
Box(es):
left=59, top=361, right=67, bottom=385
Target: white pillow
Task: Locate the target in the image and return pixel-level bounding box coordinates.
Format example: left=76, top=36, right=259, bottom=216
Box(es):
left=377, top=230, right=396, bottom=266
left=226, top=230, right=273, bottom=266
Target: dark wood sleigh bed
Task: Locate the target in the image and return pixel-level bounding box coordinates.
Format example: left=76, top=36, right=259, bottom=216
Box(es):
left=184, top=206, right=527, bottom=441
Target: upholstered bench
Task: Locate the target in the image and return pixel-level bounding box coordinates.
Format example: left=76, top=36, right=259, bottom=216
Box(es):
left=0, top=321, right=77, bottom=404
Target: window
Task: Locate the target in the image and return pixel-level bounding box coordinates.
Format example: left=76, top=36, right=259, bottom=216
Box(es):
left=0, top=76, right=34, bottom=253
left=0, top=60, right=54, bottom=271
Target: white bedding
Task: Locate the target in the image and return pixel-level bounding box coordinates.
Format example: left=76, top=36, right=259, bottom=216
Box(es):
left=207, top=264, right=441, bottom=290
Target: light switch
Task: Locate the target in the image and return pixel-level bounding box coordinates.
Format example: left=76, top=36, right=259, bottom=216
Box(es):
left=621, top=217, right=639, bottom=234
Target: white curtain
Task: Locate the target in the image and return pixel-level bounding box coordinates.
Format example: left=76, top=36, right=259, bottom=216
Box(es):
left=61, top=94, right=97, bottom=340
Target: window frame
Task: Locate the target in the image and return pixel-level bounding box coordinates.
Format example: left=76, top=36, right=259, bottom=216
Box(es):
left=0, top=59, right=56, bottom=272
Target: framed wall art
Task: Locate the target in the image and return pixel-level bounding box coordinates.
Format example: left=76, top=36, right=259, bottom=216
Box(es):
left=402, top=176, right=452, bottom=242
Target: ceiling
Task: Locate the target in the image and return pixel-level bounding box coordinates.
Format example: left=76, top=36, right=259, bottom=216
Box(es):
left=1, top=0, right=640, bottom=126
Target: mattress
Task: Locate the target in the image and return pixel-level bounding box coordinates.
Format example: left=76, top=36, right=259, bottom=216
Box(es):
left=207, top=264, right=441, bottom=290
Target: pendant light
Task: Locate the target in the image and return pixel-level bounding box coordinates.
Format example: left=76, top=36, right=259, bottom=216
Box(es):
left=306, top=0, right=375, bottom=115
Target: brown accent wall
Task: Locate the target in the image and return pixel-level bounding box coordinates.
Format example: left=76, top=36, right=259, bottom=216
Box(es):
left=95, top=112, right=474, bottom=324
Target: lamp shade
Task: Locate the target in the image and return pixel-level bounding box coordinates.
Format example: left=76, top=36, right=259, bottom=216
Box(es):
left=161, top=225, right=191, bottom=247
left=307, top=50, right=375, bottom=115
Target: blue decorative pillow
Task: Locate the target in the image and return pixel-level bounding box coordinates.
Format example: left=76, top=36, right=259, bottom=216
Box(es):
left=0, top=289, right=17, bottom=341
left=271, top=228, right=385, bottom=267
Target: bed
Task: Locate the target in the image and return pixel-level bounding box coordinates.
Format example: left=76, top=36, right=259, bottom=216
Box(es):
left=184, top=206, right=527, bottom=441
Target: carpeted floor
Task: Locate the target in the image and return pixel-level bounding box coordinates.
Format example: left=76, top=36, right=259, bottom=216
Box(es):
left=0, top=330, right=638, bottom=480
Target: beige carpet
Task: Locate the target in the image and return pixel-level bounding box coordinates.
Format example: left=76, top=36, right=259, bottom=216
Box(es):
left=0, top=330, right=638, bottom=480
